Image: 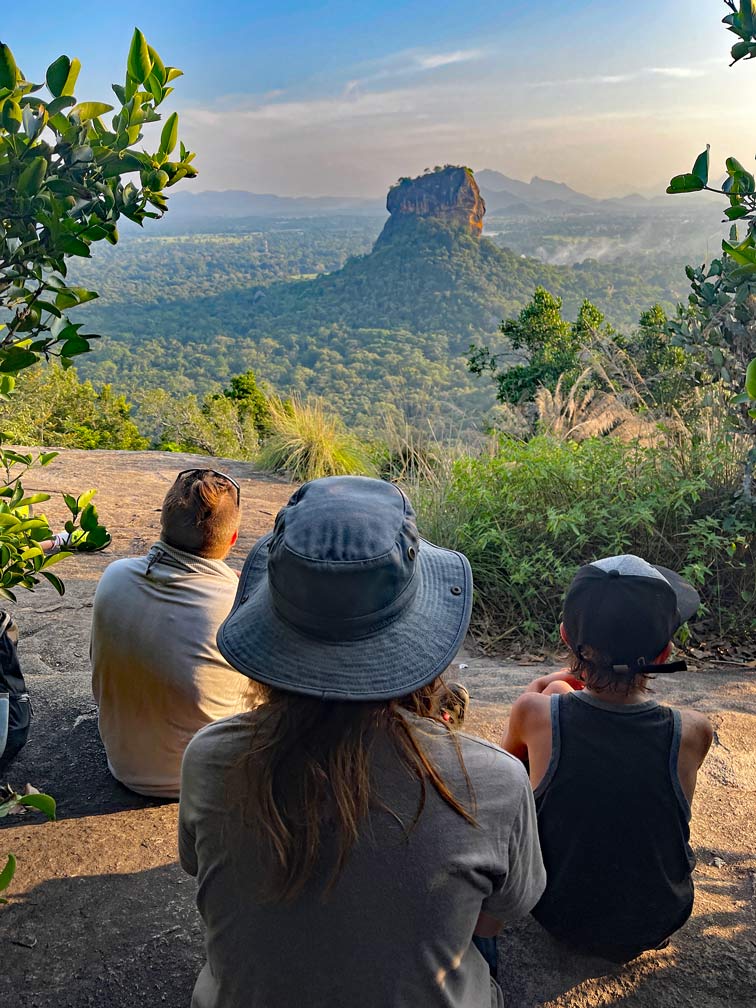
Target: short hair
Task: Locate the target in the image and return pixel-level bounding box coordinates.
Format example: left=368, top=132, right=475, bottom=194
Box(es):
left=568, top=645, right=653, bottom=696
left=161, top=470, right=240, bottom=558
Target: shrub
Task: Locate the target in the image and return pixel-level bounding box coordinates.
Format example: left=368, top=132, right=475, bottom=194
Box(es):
left=407, top=435, right=754, bottom=648
left=257, top=397, right=375, bottom=482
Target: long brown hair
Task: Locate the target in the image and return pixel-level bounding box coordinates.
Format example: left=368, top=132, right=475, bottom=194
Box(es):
left=232, top=678, right=477, bottom=902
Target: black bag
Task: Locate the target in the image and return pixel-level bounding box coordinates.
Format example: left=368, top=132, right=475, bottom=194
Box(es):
left=0, top=611, right=31, bottom=770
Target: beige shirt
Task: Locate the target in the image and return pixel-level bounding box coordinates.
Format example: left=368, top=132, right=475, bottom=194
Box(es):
left=91, top=541, right=250, bottom=798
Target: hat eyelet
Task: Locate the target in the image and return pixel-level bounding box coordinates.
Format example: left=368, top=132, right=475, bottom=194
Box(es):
left=241, top=594, right=249, bottom=604
left=407, top=546, right=416, bottom=561
left=450, top=585, right=462, bottom=596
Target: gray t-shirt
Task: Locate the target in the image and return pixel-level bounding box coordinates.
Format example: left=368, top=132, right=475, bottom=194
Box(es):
left=179, top=711, right=545, bottom=1008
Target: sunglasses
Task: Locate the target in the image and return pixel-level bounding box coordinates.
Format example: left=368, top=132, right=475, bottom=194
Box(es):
left=177, top=469, right=241, bottom=506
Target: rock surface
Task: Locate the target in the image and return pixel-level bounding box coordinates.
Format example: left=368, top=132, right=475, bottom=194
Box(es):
left=1, top=449, right=755, bottom=1007
left=377, top=165, right=486, bottom=244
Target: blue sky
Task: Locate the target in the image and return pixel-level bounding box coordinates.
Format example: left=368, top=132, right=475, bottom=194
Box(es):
left=3, top=1, right=755, bottom=197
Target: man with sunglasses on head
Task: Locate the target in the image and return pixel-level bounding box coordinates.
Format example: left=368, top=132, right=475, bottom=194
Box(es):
left=91, top=469, right=251, bottom=799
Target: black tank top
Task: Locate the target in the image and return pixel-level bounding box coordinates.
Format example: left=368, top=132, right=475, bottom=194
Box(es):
left=532, top=691, right=695, bottom=962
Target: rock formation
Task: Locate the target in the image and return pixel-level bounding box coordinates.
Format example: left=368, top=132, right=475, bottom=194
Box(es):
left=376, top=166, right=485, bottom=244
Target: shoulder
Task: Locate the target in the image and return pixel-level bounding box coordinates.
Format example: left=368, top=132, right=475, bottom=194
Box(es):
left=94, top=556, right=143, bottom=591
left=185, top=710, right=262, bottom=761
left=676, top=707, right=714, bottom=756
left=455, top=731, right=531, bottom=788
left=509, top=690, right=554, bottom=727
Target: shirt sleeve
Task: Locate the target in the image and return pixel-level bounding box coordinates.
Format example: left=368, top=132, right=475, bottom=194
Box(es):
left=481, top=767, right=546, bottom=923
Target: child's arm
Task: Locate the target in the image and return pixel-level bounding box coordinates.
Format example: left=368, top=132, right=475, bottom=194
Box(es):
left=522, top=668, right=583, bottom=693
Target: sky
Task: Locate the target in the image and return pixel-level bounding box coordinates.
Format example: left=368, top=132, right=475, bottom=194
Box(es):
left=3, top=1, right=756, bottom=198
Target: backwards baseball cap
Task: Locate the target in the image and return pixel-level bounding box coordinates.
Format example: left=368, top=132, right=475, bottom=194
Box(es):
left=563, top=554, right=700, bottom=676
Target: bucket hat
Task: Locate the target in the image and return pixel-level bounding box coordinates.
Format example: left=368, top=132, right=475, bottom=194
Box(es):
left=563, top=554, right=700, bottom=675
left=217, top=476, right=472, bottom=700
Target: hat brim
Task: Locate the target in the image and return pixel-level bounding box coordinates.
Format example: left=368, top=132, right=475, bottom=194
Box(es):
left=217, top=533, right=473, bottom=701
left=653, top=565, right=700, bottom=625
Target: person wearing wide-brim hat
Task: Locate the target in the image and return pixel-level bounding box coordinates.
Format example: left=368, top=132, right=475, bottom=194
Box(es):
left=179, top=476, right=545, bottom=1008
left=503, top=554, right=714, bottom=964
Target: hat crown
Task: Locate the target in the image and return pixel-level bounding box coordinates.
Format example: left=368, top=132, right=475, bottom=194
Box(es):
left=268, top=477, right=420, bottom=640
left=564, top=554, right=684, bottom=672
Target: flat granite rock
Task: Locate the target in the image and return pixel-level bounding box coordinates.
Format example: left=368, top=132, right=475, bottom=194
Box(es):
left=1, top=449, right=755, bottom=1007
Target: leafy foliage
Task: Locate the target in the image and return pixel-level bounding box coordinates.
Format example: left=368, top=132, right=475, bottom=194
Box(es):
left=0, top=785, right=56, bottom=904
left=468, top=287, right=595, bottom=403
left=0, top=29, right=194, bottom=379
left=0, top=363, right=146, bottom=449
left=0, top=449, right=110, bottom=601
left=408, top=435, right=755, bottom=647
left=137, top=369, right=271, bottom=460
left=666, top=1, right=756, bottom=499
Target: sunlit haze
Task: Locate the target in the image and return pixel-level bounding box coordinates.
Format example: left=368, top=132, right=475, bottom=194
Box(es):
left=4, top=1, right=755, bottom=198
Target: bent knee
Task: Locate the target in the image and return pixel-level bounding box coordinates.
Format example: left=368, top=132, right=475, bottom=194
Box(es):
left=542, top=680, right=575, bottom=695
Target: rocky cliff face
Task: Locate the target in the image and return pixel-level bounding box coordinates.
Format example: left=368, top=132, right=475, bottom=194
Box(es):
left=376, top=166, right=485, bottom=244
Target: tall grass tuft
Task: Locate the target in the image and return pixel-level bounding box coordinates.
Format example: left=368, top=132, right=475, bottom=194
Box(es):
left=257, top=396, right=375, bottom=482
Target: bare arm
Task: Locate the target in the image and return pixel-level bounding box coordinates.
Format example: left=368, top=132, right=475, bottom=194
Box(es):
left=522, top=668, right=583, bottom=693
left=502, top=693, right=554, bottom=788
left=677, top=709, right=714, bottom=805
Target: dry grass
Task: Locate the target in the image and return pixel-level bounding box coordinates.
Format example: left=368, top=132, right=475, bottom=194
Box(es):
left=257, top=396, right=375, bottom=482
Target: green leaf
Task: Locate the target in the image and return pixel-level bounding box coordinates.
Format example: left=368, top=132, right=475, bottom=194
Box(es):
left=39, top=452, right=58, bottom=466
left=746, top=359, right=756, bottom=399
left=666, top=174, right=705, bottom=194
left=725, top=205, right=750, bottom=220
left=62, top=492, right=79, bottom=514
left=60, top=336, right=91, bottom=358
left=18, top=493, right=51, bottom=506
left=726, top=156, right=748, bottom=176
left=159, top=111, right=178, bottom=156
left=79, top=502, right=99, bottom=531
left=730, top=40, right=751, bottom=61
left=46, top=95, right=76, bottom=115
left=0, top=854, right=16, bottom=892
left=0, top=43, right=19, bottom=91
left=72, top=101, right=113, bottom=122
left=127, top=28, right=152, bottom=85
left=77, top=489, right=96, bottom=510
left=40, top=551, right=71, bottom=569
left=1, top=98, right=22, bottom=133
left=0, top=850, right=15, bottom=891
left=18, top=793, right=57, bottom=820
left=46, top=56, right=76, bottom=98
left=0, top=349, right=38, bottom=374
left=40, top=570, right=65, bottom=596
left=17, top=156, right=47, bottom=196
left=691, top=145, right=710, bottom=185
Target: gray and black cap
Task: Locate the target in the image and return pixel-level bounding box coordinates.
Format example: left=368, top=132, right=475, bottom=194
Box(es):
left=563, top=554, right=700, bottom=675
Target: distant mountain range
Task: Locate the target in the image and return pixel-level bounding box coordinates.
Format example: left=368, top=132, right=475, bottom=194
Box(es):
left=165, top=169, right=685, bottom=224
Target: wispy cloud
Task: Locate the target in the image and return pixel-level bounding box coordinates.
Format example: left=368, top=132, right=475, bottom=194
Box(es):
left=649, top=66, right=707, bottom=79
left=416, top=49, right=483, bottom=71
left=532, top=65, right=709, bottom=87
left=344, top=47, right=484, bottom=94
